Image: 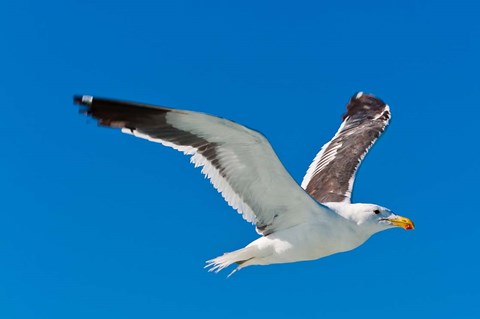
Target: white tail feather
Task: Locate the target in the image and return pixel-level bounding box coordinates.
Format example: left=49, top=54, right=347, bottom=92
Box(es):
left=205, top=246, right=257, bottom=277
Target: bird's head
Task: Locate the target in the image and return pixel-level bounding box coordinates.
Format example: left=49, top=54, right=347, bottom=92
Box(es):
left=345, top=203, right=415, bottom=233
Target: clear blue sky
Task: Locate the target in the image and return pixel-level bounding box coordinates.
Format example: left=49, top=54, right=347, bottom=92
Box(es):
left=1, top=0, right=479, bottom=318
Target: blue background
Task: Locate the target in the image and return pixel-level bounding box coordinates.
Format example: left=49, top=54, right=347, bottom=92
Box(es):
left=1, top=0, right=479, bottom=318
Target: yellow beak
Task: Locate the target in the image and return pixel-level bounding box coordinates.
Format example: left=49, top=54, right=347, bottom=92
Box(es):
left=389, top=215, right=415, bottom=230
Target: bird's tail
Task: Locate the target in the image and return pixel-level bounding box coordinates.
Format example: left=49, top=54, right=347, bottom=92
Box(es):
left=205, top=246, right=257, bottom=277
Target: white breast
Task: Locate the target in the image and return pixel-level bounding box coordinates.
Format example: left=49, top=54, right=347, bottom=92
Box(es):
left=245, top=220, right=368, bottom=266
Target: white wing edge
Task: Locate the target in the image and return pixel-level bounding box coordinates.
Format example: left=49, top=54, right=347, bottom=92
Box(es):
left=121, top=128, right=259, bottom=226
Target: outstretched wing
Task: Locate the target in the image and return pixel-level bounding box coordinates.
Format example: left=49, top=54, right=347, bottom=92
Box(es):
left=75, top=95, right=331, bottom=235
left=301, top=92, right=391, bottom=203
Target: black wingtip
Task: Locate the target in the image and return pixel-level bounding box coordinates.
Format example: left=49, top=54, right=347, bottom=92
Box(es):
left=343, top=92, right=388, bottom=120
left=351, top=91, right=365, bottom=100
left=73, top=95, right=93, bottom=106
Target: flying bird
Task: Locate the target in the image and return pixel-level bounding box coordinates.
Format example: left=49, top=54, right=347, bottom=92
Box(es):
left=74, top=92, right=414, bottom=276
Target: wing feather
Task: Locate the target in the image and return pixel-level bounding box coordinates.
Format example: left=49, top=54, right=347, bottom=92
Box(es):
left=75, top=96, right=332, bottom=235
left=301, top=92, right=391, bottom=203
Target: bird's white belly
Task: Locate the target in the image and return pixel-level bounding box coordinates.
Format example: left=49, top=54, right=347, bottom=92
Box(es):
left=247, top=222, right=368, bottom=265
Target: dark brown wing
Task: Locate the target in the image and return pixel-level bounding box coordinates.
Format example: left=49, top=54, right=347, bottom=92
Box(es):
left=301, top=92, right=391, bottom=203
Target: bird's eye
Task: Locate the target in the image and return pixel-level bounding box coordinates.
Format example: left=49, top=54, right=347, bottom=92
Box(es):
left=374, top=209, right=381, bottom=214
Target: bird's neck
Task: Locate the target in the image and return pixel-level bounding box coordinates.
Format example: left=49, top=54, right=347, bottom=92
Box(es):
left=323, top=201, right=380, bottom=238
left=323, top=202, right=361, bottom=222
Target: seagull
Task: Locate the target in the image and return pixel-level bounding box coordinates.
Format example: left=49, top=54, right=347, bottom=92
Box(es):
left=74, top=92, right=414, bottom=276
